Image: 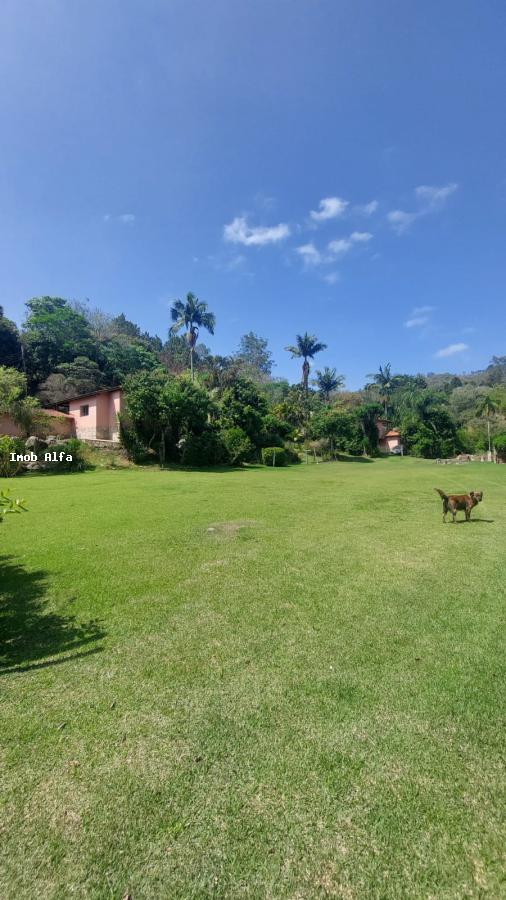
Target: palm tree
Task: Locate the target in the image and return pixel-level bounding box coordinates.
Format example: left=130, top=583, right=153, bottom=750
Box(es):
left=285, top=333, right=327, bottom=392
left=476, top=394, right=498, bottom=456
left=169, top=292, right=216, bottom=381
left=313, top=367, right=345, bottom=402
left=366, top=363, right=393, bottom=416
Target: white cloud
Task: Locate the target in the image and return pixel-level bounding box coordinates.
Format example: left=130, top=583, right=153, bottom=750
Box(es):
left=350, top=231, right=373, bottom=243
left=415, top=182, right=458, bottom=209
left=223, top=216, right=290, bottom=246
left=310, top=196, right=348, bottom=223
left=405, top=316, right=429, bottom=328
left=323, top=271, right=340, bottom=285
left=388, top=183, right=458, bottom=234
left=296, top=243, right=323, bottom=266
left=327, top=238, right=352, bottom=256
left=413, top=305, right=435, bottom=315
left=387, top=210, right=418, bottom=235
left=435, top=342, right=468, bottom=358
left=354, top=200, right=378, bottom=216
left=103, top=213, right=136, bottom=224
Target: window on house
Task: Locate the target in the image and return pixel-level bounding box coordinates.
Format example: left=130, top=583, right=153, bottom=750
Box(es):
left=80, top=405, right=89, bottom=417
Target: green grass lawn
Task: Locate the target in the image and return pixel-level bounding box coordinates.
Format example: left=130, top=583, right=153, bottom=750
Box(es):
left=1, top=458, right=505, bottom=898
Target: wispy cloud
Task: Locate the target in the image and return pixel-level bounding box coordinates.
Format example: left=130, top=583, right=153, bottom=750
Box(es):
left=296, top=242, right=323, bottom=266
left=404, top=304, right=436, bottom=329
left=327, top=231, right=372, bottom=257
left=435, top=342, right=468, bottom=358
left=224, top=216, right=290, bottom=246
left=387, top=182, right=458, bottom=235
left=415, top=183, right=458, bottom=209
left=323, top=271, right=340, bottom=285
left=310, top=196, right=348, bottom=224
left=387, top=210, right=418, bottom=235
left=350, top=231, right=373, bottom=243
left=328, top=238, right=352, bottom=256
left=103, top=213, right=136, bottom=224
left=353, top=200, right=378, bottom=216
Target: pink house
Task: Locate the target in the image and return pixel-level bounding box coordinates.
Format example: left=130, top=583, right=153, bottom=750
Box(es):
left=377, top=419, right=402, bottom=453
left=66, top=388, right=123, bottom=442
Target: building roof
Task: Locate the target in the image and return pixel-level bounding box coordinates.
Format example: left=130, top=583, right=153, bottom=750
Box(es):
left=64, top=387, right=122, bottom=404
left=385, top=429, right=400, bottom=436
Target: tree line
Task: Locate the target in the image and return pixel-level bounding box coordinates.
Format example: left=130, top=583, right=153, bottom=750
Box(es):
left=1, top=296, right=505, bottom=465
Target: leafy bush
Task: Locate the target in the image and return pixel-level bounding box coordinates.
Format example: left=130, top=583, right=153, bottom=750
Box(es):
left=119, top=417, right=148, bottom=463
left=493, top=432, right=506, bottom=460
left=48, top=438, right=88, bottom=472
left=181, top=428, right=227, bottom=467
left=0, top=436, right=26, bottom=477
left=261, top=446, right=287, bottom=467
left=221, top=427, right=254, bottom=465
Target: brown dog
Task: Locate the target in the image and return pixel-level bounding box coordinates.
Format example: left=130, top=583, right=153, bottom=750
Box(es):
left=435, top=488, right=483, bottom=523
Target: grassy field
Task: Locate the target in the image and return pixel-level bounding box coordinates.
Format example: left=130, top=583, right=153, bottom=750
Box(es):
left=1, top=458, right=505, bottom=899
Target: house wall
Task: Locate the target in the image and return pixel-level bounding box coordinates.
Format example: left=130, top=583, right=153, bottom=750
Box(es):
left=109, top=390, right=122, bottom=441
left=386, top=435, right=401, bottom=450
left=69, top=396, right=98, bottom=440
left=68, top=391, right=122, bottom=442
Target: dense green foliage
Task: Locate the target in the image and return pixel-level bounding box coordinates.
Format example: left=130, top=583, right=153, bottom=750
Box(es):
left=1, top=295, right=505, bottom=462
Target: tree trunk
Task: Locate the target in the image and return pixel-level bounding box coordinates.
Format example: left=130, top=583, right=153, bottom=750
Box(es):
left=302, top=359, right=310, bottom=392
left=190, top=347, right=194, bottom=382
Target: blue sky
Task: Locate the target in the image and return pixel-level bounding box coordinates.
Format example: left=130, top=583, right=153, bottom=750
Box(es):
left=1, top=0, right=505, bottom=388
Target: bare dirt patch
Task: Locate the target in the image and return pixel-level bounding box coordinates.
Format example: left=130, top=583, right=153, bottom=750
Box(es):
left=205, top=520, right=258, bottom=536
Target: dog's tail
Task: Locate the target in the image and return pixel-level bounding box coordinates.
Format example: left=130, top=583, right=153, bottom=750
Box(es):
left=434, top=488, right=448, bottom=500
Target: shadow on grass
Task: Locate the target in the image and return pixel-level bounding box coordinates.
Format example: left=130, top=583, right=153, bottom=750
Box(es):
left=453, top=518, right=495, bottom=524
left=0, top=555, right=105, bottom=675
left=335, top=454, right=375, bottom=464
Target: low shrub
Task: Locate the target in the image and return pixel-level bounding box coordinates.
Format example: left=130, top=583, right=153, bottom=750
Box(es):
left=181, top=428, right=228, bottom=467
left=261, top=446, right=287, bottom=467
left=0, top=436, right=26, bottom=477
left=48, top=438, right=88, bottom=472
left=221, top=427, right=254, bottom=466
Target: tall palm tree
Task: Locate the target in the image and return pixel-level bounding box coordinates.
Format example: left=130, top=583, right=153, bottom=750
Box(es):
left=169, top=292, right=216, bottom=381
left=285, top=333, right=327, bottom=392
left=366, top=363, right=393, bottom=416
left=313, top=367, right=345, bottom=402
left=476, top=394, right=498, bottom=456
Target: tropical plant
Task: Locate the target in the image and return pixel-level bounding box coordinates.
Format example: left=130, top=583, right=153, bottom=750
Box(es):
left=366, top=363, right=393, bottom=415
left=169, top=292, right=216, bottom=381
left=0, top=490, right=27, bottom=523
left=285, top=333, right=327, bottom=393
left=476, top=394, right=499, bottom=456
left=313, top=367, right=345, bottom=401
